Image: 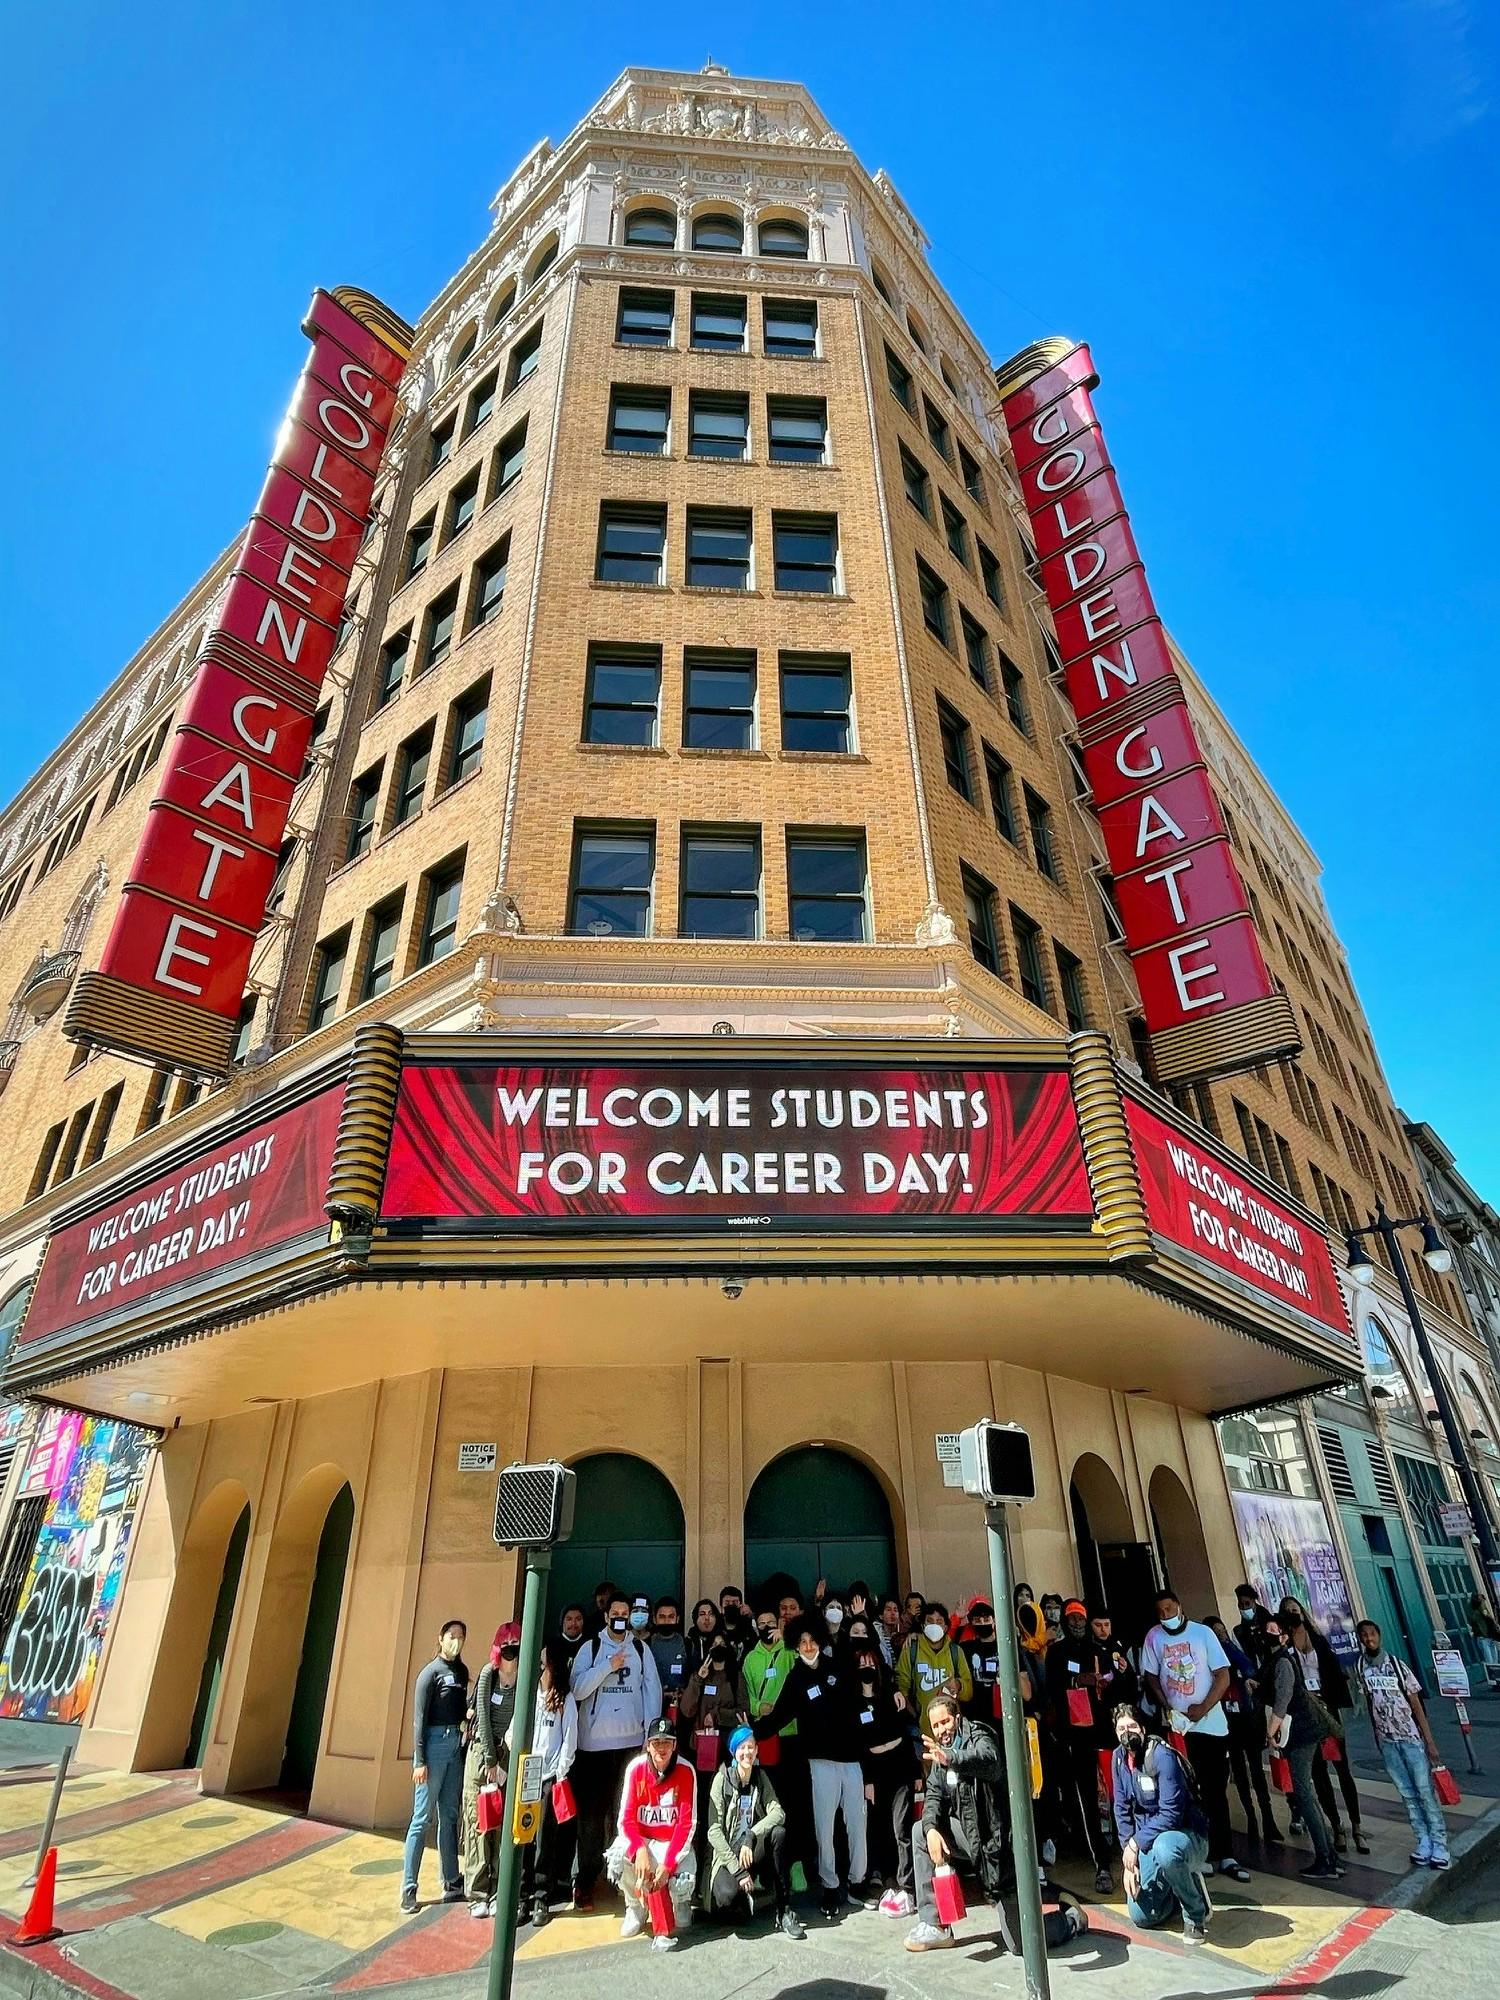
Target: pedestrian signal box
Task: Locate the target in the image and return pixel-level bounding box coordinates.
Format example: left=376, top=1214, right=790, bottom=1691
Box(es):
left=511, top=1753, right=543, bottom=1845
left=959, top=1421, right=1035, bottom=1506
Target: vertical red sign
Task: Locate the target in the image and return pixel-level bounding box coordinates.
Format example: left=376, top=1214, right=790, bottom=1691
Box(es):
left=65, top=288, right=412, bottom=1075
left=995, top=339, right=1300, bottom=1085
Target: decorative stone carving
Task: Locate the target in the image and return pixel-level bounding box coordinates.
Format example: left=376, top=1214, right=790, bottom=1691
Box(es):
left=915, top=902, right=959, bottom=946
left=478, top=888, right=525, bottom=935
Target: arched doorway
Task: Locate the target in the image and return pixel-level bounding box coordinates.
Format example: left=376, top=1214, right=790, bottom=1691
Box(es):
left=745, top=1448, right=897, bottom=1607
left=1070, top=1454, right=1155, bottom=1646
left=547, top=1455, right=684, bottom=1625
left=185, top=1503, right=251, bottom=1767
left=280, top=1484, right=354, bottom=1794
left=1149, top=1466, right=1216, bottom=1616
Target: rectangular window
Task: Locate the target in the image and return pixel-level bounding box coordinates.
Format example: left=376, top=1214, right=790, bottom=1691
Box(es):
left=984, top=746, right=1017, bottom=841
left=430, top=415, right=455, bottom=473
left=472, top=536, right=510, bottom=627
left=374, top=630, right=409, bottom=710
left=767, top=396, right=827, bottom=463
left=1025, top=785, right=1058, bottom=879
left=230, top=1001, right=258, bottom=1067
left=360, top=896, right=405, bottom=1000
left=82, top=1084, right=123, bottom=1169
left=466, top=369, right=498, bottom=435
left=393, top=725, right=433, bottom=826
left=924, top=398, right=953, bottom=461
left=447, top=467, right=480, bottom=540
left=1001, top=655, right=1030, bottom=736
left=418, top=853, right=465, bottom=966
left=137, top=1067, right=171, bottom=1135
left=1095, top=869, right=1126, bottom=943
left=346, top=765, right=382, bottom=859
left=959, top=444, right=985, bottom=506
left=917, top=559, right=950, bottom=643
left=885, top=346, right=915, bottom=412
left=446, top=680, right=489, bottom=785
left=773, top=513, right=837, bottom=593
left=617, top=287, right=673, bottom=346
left=686, top=508, right=751, bottom=588
left=960, top=611, right=989, bottom=691
left=421, top=585, right=459, bottom=671
left=406, top=514, right=435, bottom=580
left=684, top=650, right=756, bottom=749
left=941, top=497, right=970, bottom=566
left=688, top=392, right=749, bottom=461
left=962, top=867, right=1000, bottom=974
left=681, top=828, right=761, bottom=938
left=1010, top=905, right=1049, bottom=1009
left=493, top=417, right=528, bottom=494
left=506, top=321, right=542, bottom=389
left=608, top=386, right=670, bottom=454
left=570, top=824, right=654, bottom=936
left=691, top=293, right=747, bottom=351
left=309, top=928, right=350, bottom=1030
left=1055, top=943, right=1088, bottom=1029
left=583, top=646, right=661, bottom=745
left=780, top=654, right=852, bottom=753
left=787, top=832, right=869, bottom=942
left=29, top=1122, right=64, bottom=1200
left=54, top=1104, right=91, bottom=1186
left=763, top=297, right=817, bottom=358
left=978, top=541, right=1004, bottom=609
left=900, top=446, right=931, bottom=518
left=937, top=700, right=973, bottom=800
left=597, top=504, right=667, bottom=584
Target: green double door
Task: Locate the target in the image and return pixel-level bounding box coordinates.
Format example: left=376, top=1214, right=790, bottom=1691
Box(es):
left=744, top=1449, right=897, bottom=1607
left=546, top=1455, right=685, bottom=1625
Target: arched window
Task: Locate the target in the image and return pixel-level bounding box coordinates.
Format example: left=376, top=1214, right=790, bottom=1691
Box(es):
left=486, top=280, right=517, bottom=332
left=524, top=236, right=558, bottom=290
left=940, top=356, right=961, bottom=397
left=1458, top=1369, right=1498, bottom=1448
left=906, top=309, right=930, bottom=355
left=692, top=211, right=743, bottom=252
left=447, top=324, right=479, bottom=379
left=1362, top=1316, right=1423, bottom=1424
left=624, top=206, right=676, bottom=248
left=60, top=863, right=108, bottom=954
left=871, top=262, right=897, bottom=309
left=758, top=215, right=809, bottom=259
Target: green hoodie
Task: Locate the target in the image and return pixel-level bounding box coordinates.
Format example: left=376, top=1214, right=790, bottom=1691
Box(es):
left=897, top=1629, right=973, bottom=1730
left=737, top=1635, right=796, bottom=1737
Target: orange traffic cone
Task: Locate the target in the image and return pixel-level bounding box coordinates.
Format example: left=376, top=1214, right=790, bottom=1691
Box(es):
left=12, top=1846, right=59, bottom=1946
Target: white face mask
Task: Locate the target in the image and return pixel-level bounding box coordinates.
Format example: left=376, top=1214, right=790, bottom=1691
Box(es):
left=825, top=1606, right=844, bottom=1628
left=924, top=1622, right=945, bottom=1645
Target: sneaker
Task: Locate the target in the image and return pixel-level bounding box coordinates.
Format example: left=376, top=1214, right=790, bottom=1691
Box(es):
left=399, top=1888, right=418, bottom=1916
left=846, top=1883, right=880, bottom=1910
left=620, top=1908, right=646, bottom=1940
left=1288, top=1818, right=1305, bottom=1837
left=470, top=1900, right=492, bottom=1919
left=1334, top=1828, right=1348, bottom=1853
left=1094, top=1866, right=1113, bottom=1895
left=905, top=1922, right=955, bottom=1951
left=1041, top=1839, right=1057, bottom=1867
left=1219, top=1857, right=1252, bottom=1884
left=1065, top=1903, right=1090, bottom=1940
left=778, top=1907, right=807, bottom=1939
left=442, top=1886, right=466, bottom=1904
left=651, top=1933, right=680, bottom=1952
left=1299, top=1862, right=1343, bottom=1880
left=1429, top=1852, right=1450, bottom=1869
left=1410, top=1840, right=1433, bottom=1866
left=1353, top=1827, right=1370, bottom=1855
left=1183, top=1919, right=1209, bottom=1946
left=819, top=1892, right=841, bottom=1921
left=880, top=1889, right=915, bottom=1918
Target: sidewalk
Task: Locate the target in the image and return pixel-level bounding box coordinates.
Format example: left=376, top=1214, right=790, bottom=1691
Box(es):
left=0, top=1696, right=1490, bottom=2000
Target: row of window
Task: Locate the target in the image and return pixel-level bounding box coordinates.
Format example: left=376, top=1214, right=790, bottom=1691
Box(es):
left=27, top=1083, right=125, bottom=1200
left=346, top=679, right=489, bottom=861
left=937, top=701, right=1058, bottom=879
left=960, top=869, right=1089, bottom=1028
left=607, top=386, right=828, bottom=464
left=566, top=824, right=867, bottom=941
left=902, top=448, right=1000, bottom=598
left=373, top=537, right=510, bottom=715
left=308, top=849, right=469, bottom=1029
left=582, top=646, right=852, bottom=753
left=427, top=322, right=543, bottom=469
left=416, top=417, right=528, bottom=552
left=621, top=207, right=810, bottom=259
left=596, top=504, right=839, bottom=594
left=617, top=288, right=818, bottom=359
left=884, top=346, right=986, bottom=500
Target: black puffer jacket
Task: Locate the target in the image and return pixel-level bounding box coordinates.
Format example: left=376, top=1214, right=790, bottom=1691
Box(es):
left=921, top=1718, right=1013, bottom=1901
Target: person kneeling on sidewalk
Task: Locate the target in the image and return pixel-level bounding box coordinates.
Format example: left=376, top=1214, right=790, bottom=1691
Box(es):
left=906, top=1694, right=1087, bottom=1954
left=606, top=1717, right=697, bottom=1952
left=1111, top=1704, right=1214, bottom=1946
left=706, top=1729, right=806, bottom=1938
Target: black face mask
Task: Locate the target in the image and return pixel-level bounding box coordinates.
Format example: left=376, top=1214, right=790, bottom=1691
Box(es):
left=1123, top=1731, right=1145, bottom=1756
left=757, top=1627, right=777, bottom=1643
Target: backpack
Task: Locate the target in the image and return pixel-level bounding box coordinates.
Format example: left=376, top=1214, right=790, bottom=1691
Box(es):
left=1143, top=1737, right=1208, bottom=1831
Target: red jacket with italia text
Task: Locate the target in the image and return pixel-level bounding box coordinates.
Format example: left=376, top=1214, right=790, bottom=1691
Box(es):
left=617, top=1751, right=696, bottom=1873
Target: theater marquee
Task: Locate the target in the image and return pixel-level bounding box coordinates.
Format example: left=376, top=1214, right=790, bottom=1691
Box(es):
left=994, top=337, right=1300, bottom=1086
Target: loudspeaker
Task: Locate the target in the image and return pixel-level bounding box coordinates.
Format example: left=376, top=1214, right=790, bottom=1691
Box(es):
left=492, top=1461, right=576, bottom=1548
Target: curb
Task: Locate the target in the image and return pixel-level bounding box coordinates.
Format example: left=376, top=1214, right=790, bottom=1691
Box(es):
left=1403, top=1791, right=1500, bottom=1916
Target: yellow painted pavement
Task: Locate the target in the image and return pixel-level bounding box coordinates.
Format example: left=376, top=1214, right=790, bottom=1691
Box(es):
left=0, top=1770, right=166, bottom=1837
left=156, top=1829, right=412, bottom=1954
left=0, top=1797, right=275, bottom=1917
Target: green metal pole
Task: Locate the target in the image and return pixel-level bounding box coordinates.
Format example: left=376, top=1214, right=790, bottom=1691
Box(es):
left=983, top=1502, right=1051, bottom=2000
left=488, top=1547, right=550, bottom=2000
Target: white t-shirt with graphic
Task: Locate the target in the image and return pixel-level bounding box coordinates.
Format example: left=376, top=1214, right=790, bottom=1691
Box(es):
left=1140, top=1619, right=1229, bottom=1737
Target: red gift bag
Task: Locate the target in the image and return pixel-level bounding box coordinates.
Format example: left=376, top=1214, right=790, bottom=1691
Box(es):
left=992, top=1683, right=1005, bottom=1722
left=933, top=1865, right=967, bottom=1927
left=1168, top=1730, right=1188, bottom=1755
left=476, top=1784, right=505, bottom=1834
left=1269, top=1753, right=1293, bottom=1794
left=1066, top=1687, right=1093, bottom=1729
left=695, top=1729, right=721, bottom=1772
left=1098, top=1747, right=1115, bottom=1800
left=645, top=1884, right=676, bottom=1938
left=759, top=1731, right=781, bottom=1768
left=1433, top=1764, right=1461, bottom=1807
left=551, top=1776, right=576, bottom=1824
left=1321, top=1735, right=1342, bottom=1764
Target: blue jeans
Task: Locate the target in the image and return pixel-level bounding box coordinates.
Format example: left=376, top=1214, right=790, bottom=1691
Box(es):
left=1126, top=1830, right=1210, bottom=1928
left=1287, top=1740, right=1335, bottom=1867
left=1380, top=1738, right=1447, bottom=1854
left=403, top=1724, right=464, bottom=1897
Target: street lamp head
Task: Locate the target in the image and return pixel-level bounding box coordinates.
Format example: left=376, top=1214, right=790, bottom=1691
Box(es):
left=1419, top=1218, right=1453, bottom=1274
left=1344, top=1233, right=1377, bottom=1285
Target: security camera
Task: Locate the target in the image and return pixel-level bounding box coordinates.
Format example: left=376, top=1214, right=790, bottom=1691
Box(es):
left=721, top=1275, right=747, bottom=1301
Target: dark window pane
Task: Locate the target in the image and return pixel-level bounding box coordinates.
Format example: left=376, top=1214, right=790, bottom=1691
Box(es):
left=764, top=299, right=817, bottom=356
left=886, top=347, right=914, bottom=411
left=609, top=390, right=670, bottom=453
left=689, top=396, right=748, bottom=458
left=774, top=516, right=837, bottom=593
left=598, top=507, right=666, bottom=582
left=759, top=217, right=808, bottom=258
left=693, top=212, right=743, bottom=251
left=625, top=207, right=676, bottom=246
left=685, top=657, right=755, bottom=747
left=687, top=512, right=751, bottom=587
left=585, top=652, right=659, bottom=745
left=571, top=829, right=653, bottom=935
left=768, top=399, right=826, bottom=462
left=692, top=295, right=747, bottom=350
left=495, top=419, right=528, bottom=490
left=618, top=289, right=673, bottom=346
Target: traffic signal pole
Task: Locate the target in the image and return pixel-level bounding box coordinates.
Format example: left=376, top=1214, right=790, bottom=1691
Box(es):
left=488, top=1547, right=550, bottom=2000
left=982, top=1501, right=1051, bottom=2000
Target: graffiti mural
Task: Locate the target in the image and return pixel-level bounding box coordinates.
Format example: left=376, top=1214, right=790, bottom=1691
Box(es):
left=0, top=1415, right=154, bottom=1722
left=1230, top=1487, right=1360, bottom=1661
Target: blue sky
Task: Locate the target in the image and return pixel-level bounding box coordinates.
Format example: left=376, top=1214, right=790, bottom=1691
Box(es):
left=2, top=2, right=1496, bottom=1192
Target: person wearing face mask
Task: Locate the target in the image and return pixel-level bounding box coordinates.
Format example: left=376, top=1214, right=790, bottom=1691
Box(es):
left=463, top=1622, right=522, bottom=1917
left=1110, top=1703, right=1213, bottom=1945
left=1015, top=1598, right=1060, bottom=1870
left=686, top=1598, right=725, bottom=1677
left=678, top=1624, right=744, bottom=1870
left=756, top=1615, right=871, bottom=1920
left=510, top=1640, right=577, bottom=1928
left=556, top=1603, right=588, bottom=1666
left=1260, top=1616, right=1339, bottom=1878
left=897, top=1603, right=974, bottom=1735
left=852, top=1638, right=918, bottom=1916
left=1141, top=1591, right=1247, bottom=1884
left=738, top=1604, right=813, bottom=1886
left=719, top=1585, right=750, bottom=1662
left=705, top=1728, right=804, bottom=1935
left=1205, top=1615, right=1280, bottom=1848
left=608, top=1717, right=698, bottom=1951
left=877, top=1598, right=902, bottom=1665
left=649, top=1597, right=687, bottom=1715
left=1046, top=1600, right=1115, bottom=1894
left=569, top=1591, right=664, bottom=1910
left=1039, top=1591, right=1065, bottom=1638
left=960, top=1597, right=1001, bottom=1726
left=902, top=1591, right=925, bottom=1636
left=821, top=1594, right=848, bottom=1654
left=401, top=1620, right=471, bottom=1914
left=1280, top=1597, right=1366, bottom=1855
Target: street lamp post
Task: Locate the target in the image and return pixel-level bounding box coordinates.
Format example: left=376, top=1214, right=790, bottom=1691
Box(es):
left=1346, top=1209, right=1500, bottom=1620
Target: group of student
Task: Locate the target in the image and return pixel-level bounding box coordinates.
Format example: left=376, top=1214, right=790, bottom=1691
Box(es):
left=398, top=1572, right=1453, bottom=1953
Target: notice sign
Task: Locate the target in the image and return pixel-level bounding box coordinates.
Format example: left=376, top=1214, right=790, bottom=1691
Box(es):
left=936, top=1433, right=963, bottom=1488
left=1125, top=1097, right=1349, bottom=1337
left=1438, top=1501, right=1474, bottom=1540
left=22, top=1085, right=343, bottom=1351
left=458, top=1442, right=498, bottom=1472
left=1433, top=1648, right=1470, bottom=1699
left=381, top=1058, right=1092, bottom=1234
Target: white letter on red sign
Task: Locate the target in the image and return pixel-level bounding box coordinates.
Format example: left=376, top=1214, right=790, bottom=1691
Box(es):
left=1091, top=636, right=1138, bottom=703
left=1135, top=794, right=1186, bottom=856
left=1064, top=541, right=1108, bottom=592
left=200, top=762, right=257, bottom=830
left=1114, top=723, right=1163, bottom=780
left=1030, top=404, right=1072, bottom=447
left=232, top=695, right=279, bottom=757
left=1142, top=855, right=1194, bottom=923
left=317, top=397, right=373, bottom=454
left=340, top=362, right=376, bottom=409
left=1035, top=445, right=1087, bottom=493
left=155, top=913, right=219, bottom=995
left=308, top=442, right=350, bottom=503
left=255, top=597, right=310, bottom=667
left=291, top=488, right=338, bottom=543
left=275, top=542, right=325, bottom=605
left=191, top=827, right=248, bottom=898
left=1079, top=588, right=1121, bottom=643
left=1168, top=938, right=1226, bottom=1012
